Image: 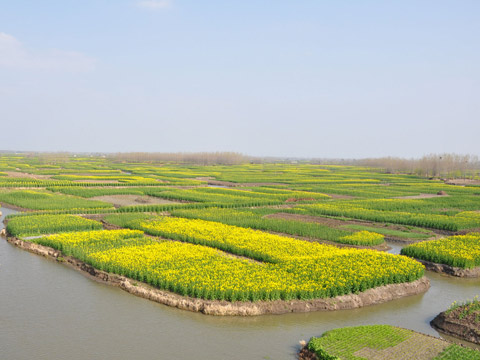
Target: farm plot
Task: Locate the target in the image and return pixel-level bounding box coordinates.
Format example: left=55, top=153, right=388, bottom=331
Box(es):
left=303, top=325, right=480, bottom=360
left=16, top=213, right=425, bottom=303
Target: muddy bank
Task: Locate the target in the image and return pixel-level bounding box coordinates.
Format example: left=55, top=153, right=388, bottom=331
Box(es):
left=416, top=259, right=480, bottom=278
left=298, top=345, right=318, bottom=360
left=5, top=236, right=430, bottom=316
left=431, top=311, right=480, bottom=345
left=0, top=202, right=34, bottom=212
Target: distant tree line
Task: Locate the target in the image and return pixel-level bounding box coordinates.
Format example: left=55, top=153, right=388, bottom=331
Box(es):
left=108, top=152, right=252, bottom=165
left=359, top=154, right=480, bottom=179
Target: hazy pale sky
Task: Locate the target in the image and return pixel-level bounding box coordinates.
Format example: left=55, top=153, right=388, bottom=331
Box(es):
left=1, top=1, right=478, bottom=158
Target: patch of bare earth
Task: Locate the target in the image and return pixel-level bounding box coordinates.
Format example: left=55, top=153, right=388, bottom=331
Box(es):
left=353, top=332, right=448, bottom=360
left=4, top=171, right=52, bottom=180
left=89, top=195, right=182, bottom=208
left=446, top=179, right=480, bottom=186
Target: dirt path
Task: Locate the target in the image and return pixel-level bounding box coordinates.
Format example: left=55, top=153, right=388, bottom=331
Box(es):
left=90, top=195, right=182, bottom=208
left=446, top=179, right=480, bottom=186
left=3, top=171, right=53, bottom=180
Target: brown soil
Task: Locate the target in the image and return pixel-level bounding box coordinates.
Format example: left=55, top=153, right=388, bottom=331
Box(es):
left=89, top=195, right=182, bottom=208
left=431, top=308, right=480, bottom=345
left=5, top=236, right=430, bottom=316
left=298, top=346, right=318, bottom=360
left=394, top=193, right=450, bottom=200
left=457, top=228, right=480, bottom=235
left=416, top=259, right=480, bottom=278
left=446, top=179, right=480, bottom=186
left=4, top=171, right=53, bottom=180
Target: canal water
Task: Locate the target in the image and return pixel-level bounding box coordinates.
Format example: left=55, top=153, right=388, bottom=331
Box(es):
left=1, top=206, right=479, bottom=360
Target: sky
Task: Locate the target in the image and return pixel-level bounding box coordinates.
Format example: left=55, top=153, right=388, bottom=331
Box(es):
left=0, top=0, right=479, bottom=158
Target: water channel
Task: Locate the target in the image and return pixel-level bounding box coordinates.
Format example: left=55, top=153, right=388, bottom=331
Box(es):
left=1, top=206, right=479, bottom=360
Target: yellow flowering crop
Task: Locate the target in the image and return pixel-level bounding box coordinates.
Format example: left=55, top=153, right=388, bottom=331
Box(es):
left=29, top=219, right=424, bottom=302
left=401, top=233, right=480, bottom=269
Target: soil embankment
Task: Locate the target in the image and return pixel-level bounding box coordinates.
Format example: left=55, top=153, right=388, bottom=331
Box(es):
left=298, top=345, right=318, bottom=360
left=5, top=236, right=430, bottom=316
left=0, top=202, right=35, bottom=212
left=416, top=259, right=480, bottom=278
left=431, top=310, right=480, bottom=345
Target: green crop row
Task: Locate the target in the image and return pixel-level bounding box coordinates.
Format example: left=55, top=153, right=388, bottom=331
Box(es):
left=6, top=214, right=103, bottom=237
left=0, top=190, right=114, bottom=211
left=291, top=203, right=480, bottom=231
left=307, top=325, right=480, bottom=360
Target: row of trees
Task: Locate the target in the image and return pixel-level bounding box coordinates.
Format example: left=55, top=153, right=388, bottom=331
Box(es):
left=359, top=154, right=480, bottom=178
left=108, top=152, right=252, bottom=165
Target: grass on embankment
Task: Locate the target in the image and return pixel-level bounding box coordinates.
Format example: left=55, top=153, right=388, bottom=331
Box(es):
left=306, top=325, right=480, bottom=360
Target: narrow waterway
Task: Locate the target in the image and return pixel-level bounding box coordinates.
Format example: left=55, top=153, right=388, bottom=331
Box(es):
left=1, top=206, right=479, bottom=360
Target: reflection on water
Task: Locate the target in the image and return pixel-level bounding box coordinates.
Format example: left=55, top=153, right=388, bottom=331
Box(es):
left=1, top=206, right=479, bottom=360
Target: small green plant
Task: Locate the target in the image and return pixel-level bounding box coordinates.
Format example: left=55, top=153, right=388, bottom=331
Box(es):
left=446, top=296, right=480, bottom=323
